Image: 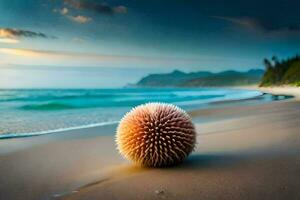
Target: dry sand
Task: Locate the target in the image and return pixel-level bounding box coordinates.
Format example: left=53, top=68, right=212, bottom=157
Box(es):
left=0, top=87, right=300, bottom=200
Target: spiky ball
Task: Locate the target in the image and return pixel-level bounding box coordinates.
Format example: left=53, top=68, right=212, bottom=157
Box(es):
left=116, top=103, right=196, bottom=167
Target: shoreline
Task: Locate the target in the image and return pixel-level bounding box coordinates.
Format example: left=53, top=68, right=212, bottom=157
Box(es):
left=0, top=87, right=291, bottom=140
left=238, top=85, right=300, bottom=100
left=0, top=121, right=119, bottom=140
left=259, top=86, right=300, bottom=100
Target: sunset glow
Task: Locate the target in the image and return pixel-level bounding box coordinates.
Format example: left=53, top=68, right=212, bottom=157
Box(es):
left=0, top=38, right=19, bottom=44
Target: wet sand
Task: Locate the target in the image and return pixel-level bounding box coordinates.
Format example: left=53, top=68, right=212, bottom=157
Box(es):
left=0, top=88, right=300, bottom=200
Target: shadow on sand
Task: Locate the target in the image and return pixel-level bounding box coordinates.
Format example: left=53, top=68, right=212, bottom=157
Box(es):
left=177, top=153, right=244, bottom=169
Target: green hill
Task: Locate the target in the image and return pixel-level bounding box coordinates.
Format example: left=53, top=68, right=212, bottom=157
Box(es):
left=134, top=69, right=264, bottom=87
left=260, top=55, right=300, bottom=87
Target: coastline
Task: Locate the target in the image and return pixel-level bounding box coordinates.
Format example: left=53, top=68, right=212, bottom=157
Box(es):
left=259, top=86, right=300, bottom=100
left=0, top=86, right=299, bottom=200
left=0, top=87, right=279, bottom=139
left=0, top=121, right=119, bottom=140
left=238, top=85, right=300, bottom=100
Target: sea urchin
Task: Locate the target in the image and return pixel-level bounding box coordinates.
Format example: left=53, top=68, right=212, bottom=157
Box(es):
left=116, top=103, right=196, bottom=167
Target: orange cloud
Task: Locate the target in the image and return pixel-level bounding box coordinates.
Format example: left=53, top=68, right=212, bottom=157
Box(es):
left=0, top=48, right=42, bottom=57
left=0, top=38, right=19, bottom=44
left=68, top=15, right=92, bottom=24
left=0, top=29, right=14, bottom=38
left=0, top=48, right=151, bottom=60
left=0, top=47, right=207, bottom=68
left=64, top=0, right=128, bottom=15
left=0, top=28, right=55, bottom=39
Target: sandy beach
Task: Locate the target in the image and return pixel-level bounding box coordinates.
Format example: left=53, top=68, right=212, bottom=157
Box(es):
left=0, top=87, right=300, bottom=200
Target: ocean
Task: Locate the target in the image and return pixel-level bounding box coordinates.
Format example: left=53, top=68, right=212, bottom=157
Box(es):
left=0, top=88, right=270, bottom=138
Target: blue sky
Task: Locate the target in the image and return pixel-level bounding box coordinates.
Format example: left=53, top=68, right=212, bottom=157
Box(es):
left=0, top=0, right=299, bottom=88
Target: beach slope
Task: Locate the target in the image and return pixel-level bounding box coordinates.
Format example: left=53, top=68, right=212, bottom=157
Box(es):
left=0, top=89, right=300, bottom=200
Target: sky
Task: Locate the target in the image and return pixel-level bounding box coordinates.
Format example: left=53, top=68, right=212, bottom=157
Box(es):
left=0, top=0, right=300, bottom=88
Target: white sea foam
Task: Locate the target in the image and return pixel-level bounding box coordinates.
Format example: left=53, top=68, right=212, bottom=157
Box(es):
left=0, top=121, right=119, bottom=139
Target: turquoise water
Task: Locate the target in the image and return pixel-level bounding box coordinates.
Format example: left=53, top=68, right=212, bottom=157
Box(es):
left=0, top=88, right=265, bottom=138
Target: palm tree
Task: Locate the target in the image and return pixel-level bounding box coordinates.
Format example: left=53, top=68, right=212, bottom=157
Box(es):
left=263, top=58, right=272, bottom=70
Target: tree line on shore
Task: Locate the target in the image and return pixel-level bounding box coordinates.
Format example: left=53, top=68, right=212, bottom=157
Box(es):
left=260, top=55, right=300, bottom=87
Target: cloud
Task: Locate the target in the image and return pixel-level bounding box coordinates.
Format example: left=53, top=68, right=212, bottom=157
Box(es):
left=212, top=16, right=300, bottom=36
left=64, top=0, right=127, bottom=15
left=53, top=5, right=91, bottom=24
left=212, top=16, right=259, bottom=31
left=0, top=48, right=261, bottom=71
left=72, top=37, right=85, bottom=43
left=54, top=1, right=127, bottom=24
left=0, top=48, right=42, bottom=57
left=0, top=38, right=19, bottom=44
left=0, top=47, right=208, bottom=68
left=53, top=7, right=69, bottom=15
left=0, top=28, right=56, bottom=39
left=113, top=6, right=128, bottom=14
left=0, top=47, right=168, bottom=60
left=68, top=15, right=92, bottom=24
left=60, top=7, right=69, bottom=15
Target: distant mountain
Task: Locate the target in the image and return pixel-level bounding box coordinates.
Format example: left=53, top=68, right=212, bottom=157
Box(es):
left=133, top=69, right=264, bottom=87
